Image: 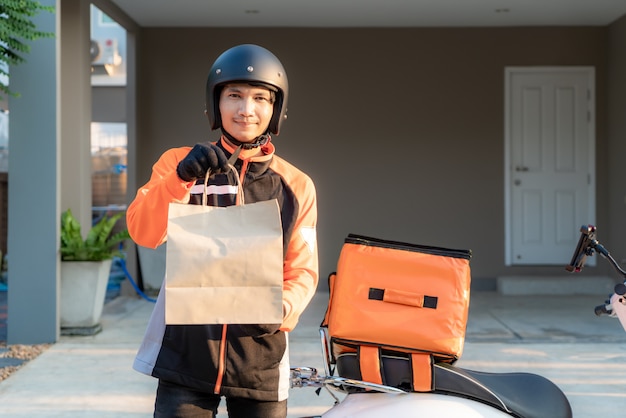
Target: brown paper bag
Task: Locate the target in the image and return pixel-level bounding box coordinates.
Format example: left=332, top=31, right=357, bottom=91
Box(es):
left=164, top=166, right=283, bottom=325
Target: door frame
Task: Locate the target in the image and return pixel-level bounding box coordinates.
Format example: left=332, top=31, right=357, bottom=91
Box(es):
left=504, top=66, right=596, bottom=266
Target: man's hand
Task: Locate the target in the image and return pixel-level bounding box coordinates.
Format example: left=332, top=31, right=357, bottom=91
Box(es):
left=176, top=143, right=229, bottom=182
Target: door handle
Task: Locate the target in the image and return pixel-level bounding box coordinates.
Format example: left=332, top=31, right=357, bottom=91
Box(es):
left=515, top=166, right=529, bottom=172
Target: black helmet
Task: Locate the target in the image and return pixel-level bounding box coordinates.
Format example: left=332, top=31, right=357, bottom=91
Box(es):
left=206, top=44, right=288, bottom=135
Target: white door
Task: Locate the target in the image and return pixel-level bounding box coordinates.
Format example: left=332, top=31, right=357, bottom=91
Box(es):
left=505, top=67, right=595, bottom=266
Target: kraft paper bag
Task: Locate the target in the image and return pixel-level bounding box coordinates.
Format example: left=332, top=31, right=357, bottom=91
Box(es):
left=164, top=195, right=284, bottom=325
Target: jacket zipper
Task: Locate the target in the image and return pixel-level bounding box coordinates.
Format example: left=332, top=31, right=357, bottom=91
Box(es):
left=237, top=159, right=249, bottom=204
left=213, top=159, right=249, bottom=394
left=213, top=324, right=228, bottom=394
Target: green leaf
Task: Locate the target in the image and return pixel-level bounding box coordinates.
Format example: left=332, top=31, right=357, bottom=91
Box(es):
left=0, top=0, right=55, bottom=98
left=60, top=209, right=130, bottom=262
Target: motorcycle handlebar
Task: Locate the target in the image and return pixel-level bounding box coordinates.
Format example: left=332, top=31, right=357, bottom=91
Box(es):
left=565, top=225, right=596, bottom=273
left=594, top=304, right=613, bottom=317
left=565, top=225, right=626, bottom=322
left=566, top=225, right=626, bottom=278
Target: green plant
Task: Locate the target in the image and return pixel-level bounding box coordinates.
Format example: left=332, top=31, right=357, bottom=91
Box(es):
left=0, top=0, right=55, bottom=98
left=60, top=209, right=130, bottom=262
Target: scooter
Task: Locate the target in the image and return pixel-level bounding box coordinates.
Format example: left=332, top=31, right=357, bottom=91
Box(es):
left=566, top=224, right=626, bottom=331
left=290, top=329, right=572, bottom=417
left=288, top=240, right=581, bottom=418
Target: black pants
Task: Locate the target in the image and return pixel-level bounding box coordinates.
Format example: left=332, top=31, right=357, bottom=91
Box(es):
left=154, top=379, right=287, bottom=418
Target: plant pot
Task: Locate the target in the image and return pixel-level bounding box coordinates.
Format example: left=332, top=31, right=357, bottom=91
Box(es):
left=60, top=259, right=112, bottom=332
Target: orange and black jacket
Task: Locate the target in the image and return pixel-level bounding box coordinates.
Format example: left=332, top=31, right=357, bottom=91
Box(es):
left=129, top=137, right=318, bottom=401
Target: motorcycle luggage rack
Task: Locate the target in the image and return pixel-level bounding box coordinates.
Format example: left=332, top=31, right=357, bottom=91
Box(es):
left=290, top=366, right=405, bottom=394
left=290, top=328, right=406, bottom=404
left=289, top=316, right=572, bottom=418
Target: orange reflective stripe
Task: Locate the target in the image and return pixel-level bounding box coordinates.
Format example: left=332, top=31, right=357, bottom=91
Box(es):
left=411, top=353, right=434, bottom=392
left=359, top=346, right=382, bottom=385
left=213, top=325, right=228, bottom=394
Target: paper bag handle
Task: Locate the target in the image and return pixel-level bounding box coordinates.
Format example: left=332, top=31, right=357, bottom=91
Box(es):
left=202, top=164, right=244, bottom=206
left=201, top=145, right=245, bottom=207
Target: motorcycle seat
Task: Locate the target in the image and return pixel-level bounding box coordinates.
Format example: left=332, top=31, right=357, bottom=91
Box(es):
left=335, top=353, right=572, bottom=418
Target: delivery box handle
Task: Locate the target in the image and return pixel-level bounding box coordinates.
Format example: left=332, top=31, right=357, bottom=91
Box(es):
left=368, top=287, right=438, bottom=309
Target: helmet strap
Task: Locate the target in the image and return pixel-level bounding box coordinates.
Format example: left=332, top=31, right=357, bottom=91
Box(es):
left=221, top=128, right=270, bottom=150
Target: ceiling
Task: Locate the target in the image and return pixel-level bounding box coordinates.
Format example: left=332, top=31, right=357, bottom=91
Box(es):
left=109, top=0, right=626, bottom=28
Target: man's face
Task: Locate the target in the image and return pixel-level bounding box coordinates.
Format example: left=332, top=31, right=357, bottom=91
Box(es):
left=219, top=83, right=274, bottom=143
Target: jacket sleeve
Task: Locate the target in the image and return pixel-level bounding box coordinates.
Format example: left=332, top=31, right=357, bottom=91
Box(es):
left=126, top=147, right=195, bottom=249
left=280, top=174, right=319, bottom=332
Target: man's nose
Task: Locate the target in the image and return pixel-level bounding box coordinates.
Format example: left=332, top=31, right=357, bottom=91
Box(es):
left=239, top=97, right=255, bottom=115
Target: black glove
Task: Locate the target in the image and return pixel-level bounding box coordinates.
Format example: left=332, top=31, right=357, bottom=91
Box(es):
left=238, top=324, right=281, bottom=338
left=176, top=143, right=229, bottom=182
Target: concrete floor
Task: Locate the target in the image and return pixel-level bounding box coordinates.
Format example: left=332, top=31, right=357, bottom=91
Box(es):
left=0, top=290, right=625, bottom=417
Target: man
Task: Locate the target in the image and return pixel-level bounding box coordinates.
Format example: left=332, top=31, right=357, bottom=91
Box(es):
left=127, top=44, right=318, bottom=417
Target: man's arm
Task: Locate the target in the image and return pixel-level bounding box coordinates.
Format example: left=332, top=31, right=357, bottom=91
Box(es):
left=126, top=147, right=194, bottom=249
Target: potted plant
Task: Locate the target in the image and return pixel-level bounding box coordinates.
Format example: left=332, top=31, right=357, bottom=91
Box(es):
left=60, top=208, right=129, bottom=334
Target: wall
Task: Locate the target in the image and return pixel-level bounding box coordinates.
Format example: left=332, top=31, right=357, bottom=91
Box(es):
left=92, top=86, right=126, bottom=122
left=135, top=26, right=609, bottom=287
left=607, top=16, right=626, bottom=270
